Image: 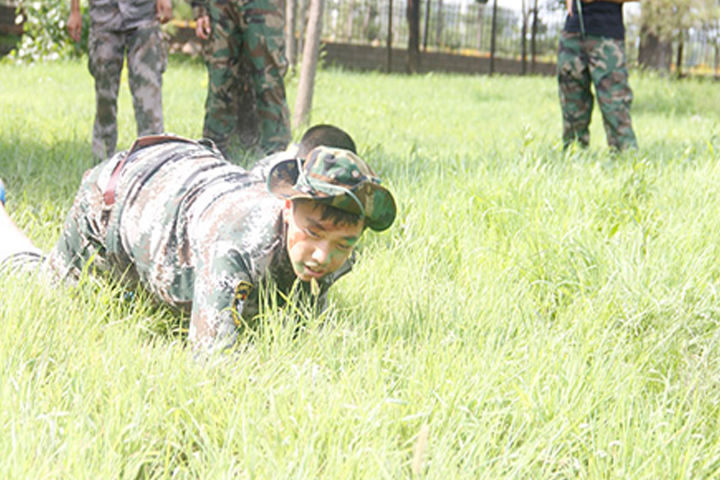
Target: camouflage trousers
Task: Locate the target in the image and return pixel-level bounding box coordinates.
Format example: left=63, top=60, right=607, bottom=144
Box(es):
left=0, top=154, right=122, bottom=282
left=557, top=32, right=637, bottom=151
left=203, top=0, right=291, bottom=158
left=88, top=25, right=167, bottom=160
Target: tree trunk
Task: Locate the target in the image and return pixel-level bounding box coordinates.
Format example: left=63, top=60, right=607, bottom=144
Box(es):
left=476, top=3, right=485, bottom=51
left=285, top=0, right=297, bottom=74
left=345, top=0, right=354, bottom=42
left=297, top=0, right=307, bottom=63
left=638, top=22, right=672, bottom=73
left=292, top=0, right=324, bottom=129
left=675, top=33, right=684, bottom=78
left=489, top=0, right=497, bottom=75
left=406, top=0, right=420, bottom=73
left=362, top=1, right=378, bottom=42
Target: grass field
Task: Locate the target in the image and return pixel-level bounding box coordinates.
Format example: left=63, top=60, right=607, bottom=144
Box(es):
left=2, top=57, right=720, bottom=478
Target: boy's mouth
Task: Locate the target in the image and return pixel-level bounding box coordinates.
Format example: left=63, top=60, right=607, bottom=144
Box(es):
left=294, top=262, right=326, bottom=280
left=302, top=265, right=325, bottom=279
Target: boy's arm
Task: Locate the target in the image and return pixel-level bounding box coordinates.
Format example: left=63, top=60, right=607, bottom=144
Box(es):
left=67, top=0, right=82, bottom=42
left=191, top=0, right=210, bottom=39
left=582, top=0, right=639, bottom=3
left=189, top=246, right=255, bottom=355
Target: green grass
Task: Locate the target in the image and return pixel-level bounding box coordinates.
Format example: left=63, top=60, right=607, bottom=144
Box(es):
left=3, top=57, right=720, bottom=478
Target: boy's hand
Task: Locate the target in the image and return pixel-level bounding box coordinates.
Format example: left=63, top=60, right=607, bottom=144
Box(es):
left=195, top=15, right=211, bottom=40
left=67, top=10, right=82, bottom=42
left=156, top=0, right=173, bottom=24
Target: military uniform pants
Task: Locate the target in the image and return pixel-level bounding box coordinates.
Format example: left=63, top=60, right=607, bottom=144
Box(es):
left=88, top=25, right=166, bottom=160
left=203, top=0, right=291, bottom=157
left=557, top=32, right=637, bottom=151
left=0, top=153, right=123, bottom=281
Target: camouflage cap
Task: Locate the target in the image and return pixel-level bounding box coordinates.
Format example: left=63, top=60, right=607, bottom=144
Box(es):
left=267, top=147, right=397, bottom=232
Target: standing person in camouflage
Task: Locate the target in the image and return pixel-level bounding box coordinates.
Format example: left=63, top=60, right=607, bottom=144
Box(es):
left=193, top=0, right=292, bottom=159
left=67, top=0, right=172, bottom=160
left=558, top=0, right=638, bottom=151
left=0, top=126, right=396, bottom=355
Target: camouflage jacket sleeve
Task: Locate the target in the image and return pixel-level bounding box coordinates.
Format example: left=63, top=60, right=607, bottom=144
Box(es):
left=188, top=241, right=253, bottom=354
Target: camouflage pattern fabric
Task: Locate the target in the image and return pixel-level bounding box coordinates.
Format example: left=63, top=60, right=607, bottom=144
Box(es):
left=88, top=25, right=166, bottom=160
left=43, top=137, right=349, bottom=353
left=557, top=32, right=637, bottom=151
left=202, top=0, right=291, bottom=158
left=88, top=0, right=158, bottom=31
left=87, top=0, right=166, bottom=161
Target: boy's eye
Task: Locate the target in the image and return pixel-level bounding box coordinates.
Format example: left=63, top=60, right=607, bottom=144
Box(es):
left=336, top=243, right=352, bottom=252
left=305, top=228, right=320, bottom=238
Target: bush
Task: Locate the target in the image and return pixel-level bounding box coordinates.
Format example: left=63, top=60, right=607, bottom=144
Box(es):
left=10, top=0, right=86, bottom=62
left=8, top=0, right=187, bottom=63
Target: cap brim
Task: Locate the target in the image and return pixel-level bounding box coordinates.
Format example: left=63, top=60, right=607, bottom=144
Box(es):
left=360, top=182, right=397, bottom=232
left=267, top=158, right=303, bottom=199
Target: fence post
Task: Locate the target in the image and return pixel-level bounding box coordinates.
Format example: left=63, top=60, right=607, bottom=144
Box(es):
left=423, top=0, right=431, bottom=51
left=531, top=0, right=538, bottom=73
left=435, top=0, right=443, bottom=48
left=521, top=0, right=527, bottom=75
left=387, top=0, right=394, bottom=73
left=490, top=0, right=497, bottom=75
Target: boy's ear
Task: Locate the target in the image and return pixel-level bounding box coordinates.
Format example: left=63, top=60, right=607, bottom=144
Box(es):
left=282, top=199, right=293, bottom=222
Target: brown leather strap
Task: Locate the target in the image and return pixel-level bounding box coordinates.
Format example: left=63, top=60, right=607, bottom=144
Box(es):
left=103, top=135, right=201, bottom=206
left=103, top=153, right=129, bottom=206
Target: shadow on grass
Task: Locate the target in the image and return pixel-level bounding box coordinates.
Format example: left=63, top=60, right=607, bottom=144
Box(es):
left=0, top=135, right=94, bottom=204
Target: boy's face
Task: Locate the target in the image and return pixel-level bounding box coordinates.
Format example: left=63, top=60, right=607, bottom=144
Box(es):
left=283, top=200, right=364, bottom=281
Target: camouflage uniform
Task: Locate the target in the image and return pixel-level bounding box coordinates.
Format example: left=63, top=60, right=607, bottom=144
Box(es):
left=557, top=2, right=637, bottom=151
left=87, top=0, right=167, bottom=160
left=3, top=133, right=397, bottom=354
left=192, top=0, right=291, bottom=157
left=31, top=137, right=357, bottom=353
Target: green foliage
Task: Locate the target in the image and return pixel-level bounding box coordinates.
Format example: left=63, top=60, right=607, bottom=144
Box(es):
left=11, top=0, right=84, bottom=62
left=3, top=61, right=720, bottom=477
left=8, top=0, right=188, bottom=62
left=640, top=0, right=720, bottom=42
left=172, top=0, right=194, bottom=21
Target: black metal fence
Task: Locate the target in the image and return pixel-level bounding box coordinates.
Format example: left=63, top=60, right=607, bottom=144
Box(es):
left=319, top=0, right=569, bottom=62
left=315, top=0, right=720, bottom=77
left=682, top=28, right=720, bottom=76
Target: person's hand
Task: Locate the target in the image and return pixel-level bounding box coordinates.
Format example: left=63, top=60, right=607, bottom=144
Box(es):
left=67, top=10, right=82, bottom=42
left=565, top=0, right=573, bottom=16
left=156, top=0, right=173, bottom=24
left=195, top=15, right=211, bottom=40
